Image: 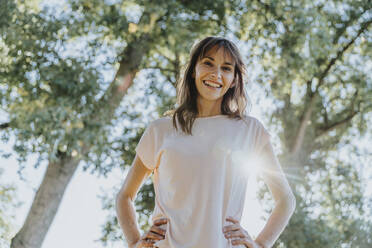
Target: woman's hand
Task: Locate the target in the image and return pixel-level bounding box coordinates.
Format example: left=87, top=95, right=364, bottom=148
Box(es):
left=132, top=218, right=168, bottom=248
left=223, top=216, right=263, bottom=248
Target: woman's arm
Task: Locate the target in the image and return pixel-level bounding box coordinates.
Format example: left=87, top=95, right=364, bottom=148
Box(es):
left=254, top=142, right=296, bottom=248
left=116, top=154, right=153, bottom=247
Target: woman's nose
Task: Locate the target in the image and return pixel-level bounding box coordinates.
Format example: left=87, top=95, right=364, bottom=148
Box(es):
left=211, top=67, right=222, bottom=80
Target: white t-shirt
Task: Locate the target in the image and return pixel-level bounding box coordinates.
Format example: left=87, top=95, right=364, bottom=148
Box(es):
left=135, top=114, right=271, bottom=248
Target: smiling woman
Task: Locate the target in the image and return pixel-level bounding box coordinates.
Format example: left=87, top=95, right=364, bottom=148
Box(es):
left=116, top=37, right=296, bottom=248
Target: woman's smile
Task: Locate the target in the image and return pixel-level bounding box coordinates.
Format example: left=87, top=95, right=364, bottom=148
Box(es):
left=203, top=80, right=223, bottom=89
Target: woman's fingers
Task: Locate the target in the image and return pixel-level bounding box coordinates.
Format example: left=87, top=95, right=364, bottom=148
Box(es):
left=150, top=225, right=166, bottom=236
left=153, top=218, right=168, bottom=226
left=225, top=229, right=253, bottom=242
left=226, top=216, right=239, bottom=224
left=138, top=218, right=168, bottom=247
left=143, top=230, right=165, bottom=240
left=231, top=238, right=253, bottom=247
left=224, top=230, right=246, bottom=239
left=223, top=223, right=240, bottom=232
left=223, top=217, right=254, bottom=242
left=139, top=218, right=168, bottom=246
left=137, top=239, right=155, bottom=247
left=223, top=223, right=244, bottom=240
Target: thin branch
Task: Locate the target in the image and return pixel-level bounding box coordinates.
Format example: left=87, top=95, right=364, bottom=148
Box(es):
left=165, top=75, right=175, bottom=85
left=157, top=53, right=175, bottom=64
left=146, top=66, right=177, bottom=74
left=316, top=17, right=372, bottom=90
left=332, top=8, right=370, bottom=45
left=316, top=90, right=360, bottom=136
left=317, top=111, right=358, bottom=137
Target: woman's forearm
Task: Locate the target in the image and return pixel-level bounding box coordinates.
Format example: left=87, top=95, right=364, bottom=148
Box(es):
left=254, top=196, right=296, bottom=248
left=116, top=195, right=141, bottom=247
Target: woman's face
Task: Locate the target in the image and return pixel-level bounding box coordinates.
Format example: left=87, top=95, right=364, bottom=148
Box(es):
left=193, top=46, right=236, bottom=102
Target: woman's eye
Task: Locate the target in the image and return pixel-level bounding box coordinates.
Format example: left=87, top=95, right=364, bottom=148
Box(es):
left=204, top=61, right=213, bottom=66
left=223, top=67, right=232, bottom=71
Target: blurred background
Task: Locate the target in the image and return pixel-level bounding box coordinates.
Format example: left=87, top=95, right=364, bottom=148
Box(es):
left=1, top=0, right=371, bottom=247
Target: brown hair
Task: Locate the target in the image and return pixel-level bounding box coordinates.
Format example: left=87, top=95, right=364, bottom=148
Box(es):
left=164, top=36, right=249, bottom=135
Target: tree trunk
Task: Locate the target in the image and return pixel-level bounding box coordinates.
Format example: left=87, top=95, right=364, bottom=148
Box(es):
left=11, top=157, right=79, bottom=248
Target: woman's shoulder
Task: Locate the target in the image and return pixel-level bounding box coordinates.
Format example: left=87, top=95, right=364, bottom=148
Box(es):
left=244, top=115, right=271, bottom=139
left=241, top=114, right=265, bottom=127
left=147, top=116, right=173, bottom=132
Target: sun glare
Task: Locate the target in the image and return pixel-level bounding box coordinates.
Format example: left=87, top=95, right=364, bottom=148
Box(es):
left=231, top=150, right=268, bottom=237
left=231, top=149, right=265, bottom=179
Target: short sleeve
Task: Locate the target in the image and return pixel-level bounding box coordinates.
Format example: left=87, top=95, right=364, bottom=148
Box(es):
left=255, top=120, right=271, bottom=155
left=135, top=122, right=158, bottom=171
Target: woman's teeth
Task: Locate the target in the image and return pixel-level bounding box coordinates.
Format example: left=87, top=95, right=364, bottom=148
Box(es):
left=203, top=81, right=222, bottom=88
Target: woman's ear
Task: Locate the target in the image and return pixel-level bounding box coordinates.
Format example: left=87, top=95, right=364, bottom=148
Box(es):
left=229, top=80, right=236, bottom=88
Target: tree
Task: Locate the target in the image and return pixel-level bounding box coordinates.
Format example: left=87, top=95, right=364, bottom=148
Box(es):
left=0, top=0, right=243, bottom=247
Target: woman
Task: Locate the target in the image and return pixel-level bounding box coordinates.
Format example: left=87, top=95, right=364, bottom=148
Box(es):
left=116, top=37, right=296, bottom=248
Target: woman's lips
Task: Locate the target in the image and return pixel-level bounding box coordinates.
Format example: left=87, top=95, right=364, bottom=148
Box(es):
left=203, top=80, right=222, bottom=89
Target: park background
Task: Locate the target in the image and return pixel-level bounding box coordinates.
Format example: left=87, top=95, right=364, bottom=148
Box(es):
left=1, top=0, right=371, bottom=247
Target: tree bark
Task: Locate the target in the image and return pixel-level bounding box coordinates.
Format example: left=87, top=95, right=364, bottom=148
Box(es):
left=10, top=157, right=79, bottom=248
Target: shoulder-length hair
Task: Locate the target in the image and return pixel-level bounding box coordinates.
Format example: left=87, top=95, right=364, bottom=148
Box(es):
left=164, top=36, right=250, bottom=135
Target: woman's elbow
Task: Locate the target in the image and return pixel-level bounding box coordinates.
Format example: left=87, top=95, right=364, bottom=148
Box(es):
left=277, top=193, right=296, bottom=212
left=116, top=190, right=132, bottom=209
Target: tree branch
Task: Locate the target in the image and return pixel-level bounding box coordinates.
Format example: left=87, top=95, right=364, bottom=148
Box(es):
left=332, top=8, right=370, bottom=45
left=146, top=66, right=177, bottom=74
left=290, top=17, right=371, bottom=155
left=316, top=17, right=372, bottom=90
left=319, top=111, right=358, bottom=136
left=316, top=90, right=360, bottom=137
left=90, top=33, right=154, bottom=123
left=0, top=122, right=10, bottom=129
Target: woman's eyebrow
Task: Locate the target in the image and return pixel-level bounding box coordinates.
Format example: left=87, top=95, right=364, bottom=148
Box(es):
left=204, top=56, right=234, bottom=66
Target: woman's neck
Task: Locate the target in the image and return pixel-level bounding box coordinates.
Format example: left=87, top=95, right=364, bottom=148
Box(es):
left=196, top=97, right=222, bottom=117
